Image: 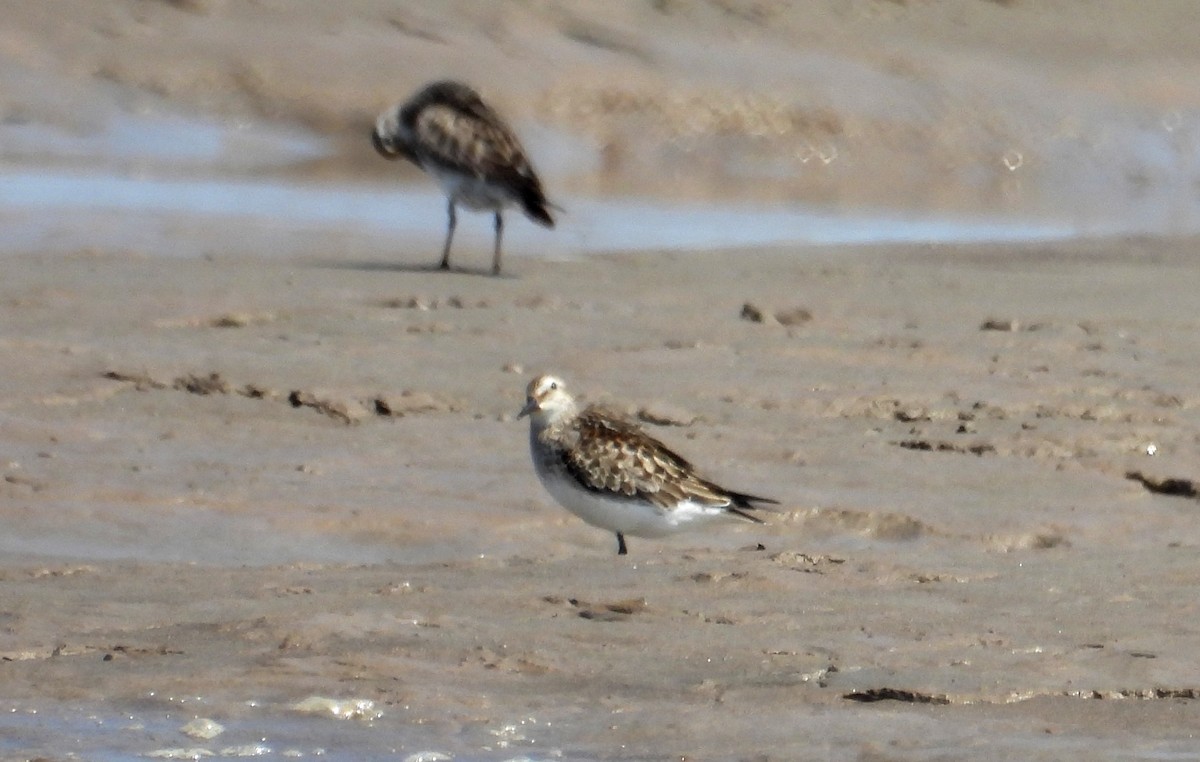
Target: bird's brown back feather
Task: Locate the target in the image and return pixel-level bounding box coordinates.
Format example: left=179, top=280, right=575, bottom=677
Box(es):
left=557, top=406, right=771, bottom=515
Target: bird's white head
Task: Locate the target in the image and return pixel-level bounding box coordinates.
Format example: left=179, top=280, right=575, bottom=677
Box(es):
left=371, top=106, right=408, bottom=160
left=517, top=374, right=575, bottom=422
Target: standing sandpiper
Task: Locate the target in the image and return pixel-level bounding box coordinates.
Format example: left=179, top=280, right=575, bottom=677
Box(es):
left=518, top=374, right=778, bottom=555
left=372, top=80, right=555, bottom=275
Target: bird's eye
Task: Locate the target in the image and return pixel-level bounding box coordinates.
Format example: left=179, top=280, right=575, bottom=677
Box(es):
left=549, top=382, right=558, bottom=390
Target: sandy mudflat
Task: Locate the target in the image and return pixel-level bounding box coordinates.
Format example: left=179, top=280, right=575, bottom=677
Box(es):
left=3, top=2, right=1200, bottom=760
left=3, top=240, right=1200, bottom=759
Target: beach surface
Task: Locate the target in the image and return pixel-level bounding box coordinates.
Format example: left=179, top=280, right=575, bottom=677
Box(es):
left=2, top=2, right=1200, bottom=760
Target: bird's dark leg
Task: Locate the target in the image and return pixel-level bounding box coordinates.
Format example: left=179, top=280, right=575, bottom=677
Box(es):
left=491, top=211, right=504, bottom=276
left=440, top=200, right=457, bottom=270
left=616, top=533, right=628, bottom=555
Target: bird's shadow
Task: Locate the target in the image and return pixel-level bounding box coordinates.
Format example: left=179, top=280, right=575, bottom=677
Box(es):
left=311, top=260, right=519, bottom=279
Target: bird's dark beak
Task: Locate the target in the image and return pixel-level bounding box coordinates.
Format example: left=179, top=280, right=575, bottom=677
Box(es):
left=517, top=398, right=538, bottom=419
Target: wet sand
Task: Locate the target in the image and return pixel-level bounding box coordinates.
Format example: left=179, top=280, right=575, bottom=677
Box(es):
left=3, top=2, right=1200, bottom=760
left=3, top=240, right=1200, bottom=759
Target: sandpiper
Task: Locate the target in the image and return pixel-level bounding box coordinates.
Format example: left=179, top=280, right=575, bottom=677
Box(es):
left=372, top=80, right=555, bottom=275
left=518, top=374, right=777, bottom=555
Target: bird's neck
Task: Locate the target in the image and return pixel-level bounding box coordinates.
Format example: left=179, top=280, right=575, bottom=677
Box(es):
left=529, top=403, right=578, bottom=443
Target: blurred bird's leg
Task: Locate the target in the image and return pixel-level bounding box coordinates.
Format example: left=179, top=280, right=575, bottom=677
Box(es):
left=492, top=212, right=504, bottom=276
left=440, top=200, right=457, bottom=270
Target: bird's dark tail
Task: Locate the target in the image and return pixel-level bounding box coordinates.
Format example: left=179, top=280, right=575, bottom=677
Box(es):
left=726, top=490, right=779, bottom=524
left=522, top=184, right=556, bottom=228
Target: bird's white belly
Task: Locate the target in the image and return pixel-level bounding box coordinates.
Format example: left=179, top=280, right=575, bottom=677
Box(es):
left=430, top=169, right=517, bottom=211
left=534, top=454, right=733, bottom=539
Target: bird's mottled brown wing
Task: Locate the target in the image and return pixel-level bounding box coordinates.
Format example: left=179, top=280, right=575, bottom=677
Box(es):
left=412, top=102, right=540, bottom=187
left=560, top=407, right=738, bottom=511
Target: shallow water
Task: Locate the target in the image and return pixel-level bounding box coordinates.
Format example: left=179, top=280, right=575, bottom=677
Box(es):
left=0, top=169, right=1080, bottom=263
left=6, top=691, right=1199, bottom=762
left=2, top=107, right=329, bottom=169
left=1, top=699, right=514, bottom=762
left=3, top=101, right=1199, bottom=263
